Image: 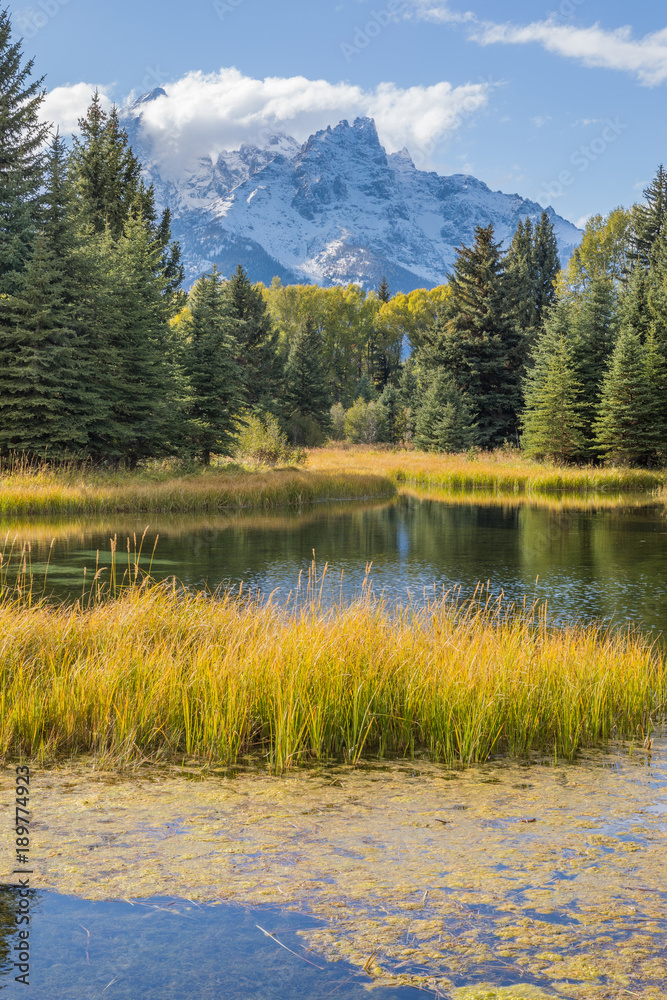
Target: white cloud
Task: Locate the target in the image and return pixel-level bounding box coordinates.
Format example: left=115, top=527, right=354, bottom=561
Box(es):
left=402, top=1, right=476, bottom=24
left=471, top=19, right=667, bottom=87
left=43, top=68, right=491, bottom=176
left=41, top=84, right=114, bottom=135
left=531, top=115, right=551, bottom=128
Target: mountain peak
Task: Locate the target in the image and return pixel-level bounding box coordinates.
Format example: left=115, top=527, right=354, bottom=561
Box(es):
left=128, top=109, right=583, bottom=291
left=131, top=87, right=167, bottom=109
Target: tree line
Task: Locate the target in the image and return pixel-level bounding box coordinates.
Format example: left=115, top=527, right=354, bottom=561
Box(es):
left=2, top=11, right=667, bottom=468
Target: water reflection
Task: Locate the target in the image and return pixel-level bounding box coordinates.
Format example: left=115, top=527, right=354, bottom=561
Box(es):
left=4, top=493, right=667, bottom=632
left=0, top=895, right=419, bottom=999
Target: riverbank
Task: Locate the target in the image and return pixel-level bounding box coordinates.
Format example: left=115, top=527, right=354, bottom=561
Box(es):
left=0, top=462, right=395, bottom=515
left=2, top=581, right=663, bottom=770
left=308, top=446, right=666, bottom=495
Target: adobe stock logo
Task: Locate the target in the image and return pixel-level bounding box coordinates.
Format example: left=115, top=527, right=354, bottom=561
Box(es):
left=341, top=1, right=406, bottom=64
left=15, top=0, right=71, bottom=38
left=541, top=118, right=629, bottom=201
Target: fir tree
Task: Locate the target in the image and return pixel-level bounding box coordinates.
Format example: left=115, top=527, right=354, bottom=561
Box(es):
left=378, top=383, right=402, bottom=443
left=0, top=11, right=50, bottom=294
left=521, top=305, right=585, bottom=462
left=102, top=213, right=184, bottom=463
left=415, top=371, right=477, bottom=453
left=226, top=265, right=281, bottom=410
left=533, top=211, right=561, bottom=324
left=377, top=276, right=391, bottom=304
left=0, top=134, right=92, bottom=458
left=505, top=218, right=538, bottom=336
left=594, top=328, right=665, bottom=466
left=425, top=225, right=521, bottom=447
left=632, top=166, right=667, bottom=268
left=283, top=316, right=331, bottom=443
left=572, top=273, right=619, bottom=445
left=184, top=268, right=245, bottom=464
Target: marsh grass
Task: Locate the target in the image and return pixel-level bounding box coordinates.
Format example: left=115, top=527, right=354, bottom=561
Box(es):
left=1, top=557, right=663, bottom=772
left=309, top=446, right=666, bottom=495
left=0, top=454, right=394, bottom=515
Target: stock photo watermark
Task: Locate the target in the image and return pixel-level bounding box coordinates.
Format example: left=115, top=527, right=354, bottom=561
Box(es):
left=341, top=0, right=406, bottom=63
left=14, top=0, right=70, bottom=38
left=213, top=0, right=246, bottom=22
left=541, top=117, right=629, bottom=201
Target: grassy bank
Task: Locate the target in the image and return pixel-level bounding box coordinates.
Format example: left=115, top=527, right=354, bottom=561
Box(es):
left=309, top=446, right=666, bottom=495
left=0, top=462, right=395, bottom=515
left=2, top=582, right=663, bottom=771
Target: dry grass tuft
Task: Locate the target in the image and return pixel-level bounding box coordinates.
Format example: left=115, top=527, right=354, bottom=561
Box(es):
left=1, top=575, right=663, bottom=772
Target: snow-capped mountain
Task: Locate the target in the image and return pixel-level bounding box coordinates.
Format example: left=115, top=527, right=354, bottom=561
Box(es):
left=124, top=91, right=582, bottom=291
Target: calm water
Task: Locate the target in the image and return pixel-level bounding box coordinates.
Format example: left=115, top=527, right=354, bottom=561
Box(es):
left=0, top=893, right=419, bottom=999
left=9, top=493, right=667, bottom=631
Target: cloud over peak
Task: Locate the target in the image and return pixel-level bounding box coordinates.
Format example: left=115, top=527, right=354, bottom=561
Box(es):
left=42, top=68, right=491, bottom=175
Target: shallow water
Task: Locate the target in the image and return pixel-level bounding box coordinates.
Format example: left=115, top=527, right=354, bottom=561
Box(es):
left=7, top=492, right=667, bottom=631
left=2, top=744, right=666, bottom=998
left=0, top=893, right=420, bottom=999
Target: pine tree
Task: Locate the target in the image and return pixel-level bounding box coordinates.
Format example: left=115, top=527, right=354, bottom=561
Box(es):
left=0, top=134, right=93, bottom=458
left=0, top=11, right=50, bottom=295
left=620, top=264, right=652, bottom=340
left=70, top=95, right=183, bottom=302
left=378, top=383, right=402, bottom=443
left=415, top=371, right=477, bottom=453
left=377, top=276, right=391, bottom=304
left=594, top=328, right=665, bottom=466
left=226, top=265, right=281, bottom=410
left=521, top=305, right=585, bottom=462
left=505, top=218, right=538, bottom=336
left=632, top=166, right=667, bottom=269
left=184, top=268, right=245, bottom=464
left=533, top=211, right=561, bottom=324
left=102, top=213, right=183, bottom=464
left=283, top=316, right=331, bottom=444
left=572, top=273, right=619, bottom=446
left=426, top=225, right=521, bottom=447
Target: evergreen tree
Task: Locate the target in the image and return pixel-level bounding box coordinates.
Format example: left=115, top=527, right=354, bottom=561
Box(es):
left=632, top=166, right=667, bottom=269
left=0, top=135, right=93, bottom=458
left=572, top=273, right=619, bottom=446
left=184, top=268, right=245, bottom=464
left=505, top=218, right=538, bottom=336
left=533, top=211, right=561, bottom=324
left=521, top=305, right=585, bottom=462
left=620, top=263, right=652, bottom=340
left=353, top=372, right=377, bottom=402
left=378, top=383, right=402, bottom=443
left=102, top=213, right=184, bottom=463
left=594, top=328, right=665, bottom=466
left=283, top=316, right=331, bottom=444
left=377, top=276, right=391, bottom=304
left=424, top=225, right=521, bottom=447
left=415, top=371, right=477, bottom=453
left=372, top=275, right=394, bottom=389
left=226, top=265, right=281, bottom=410
left=70, top=95, right=183, bottom=301
left=0, top=11, right=50, bottom=294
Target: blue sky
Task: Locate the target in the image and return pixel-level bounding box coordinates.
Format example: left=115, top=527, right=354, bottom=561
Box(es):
left=11, top=0, right=667, bottom=227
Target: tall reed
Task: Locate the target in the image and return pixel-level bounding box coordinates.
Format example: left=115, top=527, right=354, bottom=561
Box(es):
left=0, top=460, right=394, bottom=515
left=1, top=575, right=663, bottom=772
left=309, top=446, right=665, bottom=496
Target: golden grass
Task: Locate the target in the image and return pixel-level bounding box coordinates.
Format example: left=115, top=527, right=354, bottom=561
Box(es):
left=0, top=462, right=394, bottom=515
left=2, top=578, right=663, bottom=772
left=308, top=446, right=666, bottom=495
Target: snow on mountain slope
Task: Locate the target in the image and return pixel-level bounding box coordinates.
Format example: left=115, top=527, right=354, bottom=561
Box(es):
left=124, top=95, right=582, bottom=291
